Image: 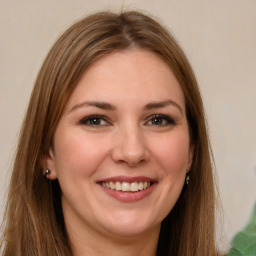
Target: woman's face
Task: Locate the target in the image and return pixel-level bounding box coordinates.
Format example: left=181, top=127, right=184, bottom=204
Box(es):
left=47, top=49, right=193, bottom=240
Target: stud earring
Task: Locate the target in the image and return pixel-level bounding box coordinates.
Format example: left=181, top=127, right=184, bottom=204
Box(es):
left=186, top=174, right=190, bottom=185
left=44, top=169, right=51, bottom=178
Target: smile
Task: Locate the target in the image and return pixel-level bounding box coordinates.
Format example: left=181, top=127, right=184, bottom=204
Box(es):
left=101, top=181, right=151, bottom=192
left=97, top=176, right=157, bottom=202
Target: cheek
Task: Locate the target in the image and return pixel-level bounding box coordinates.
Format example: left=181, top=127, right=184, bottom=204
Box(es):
left=150, top=131, right=190, bottom=177
left=146, top=131, right=190, bottom=221
left=53, top=130, right=110, bottom=178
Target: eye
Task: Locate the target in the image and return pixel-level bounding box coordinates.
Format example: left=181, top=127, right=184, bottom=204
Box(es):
left=146, top=114, right=175, bottom=126
left=80, top=115, right=109, bottom=126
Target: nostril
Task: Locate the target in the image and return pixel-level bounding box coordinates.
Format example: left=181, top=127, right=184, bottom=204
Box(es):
left=116, top=157, right=147, bottom=168
left=111, top=132, right=150, bottom=166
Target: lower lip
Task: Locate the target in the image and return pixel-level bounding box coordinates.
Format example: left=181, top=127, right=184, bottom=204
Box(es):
left=98, top=183, right=157, bottom=202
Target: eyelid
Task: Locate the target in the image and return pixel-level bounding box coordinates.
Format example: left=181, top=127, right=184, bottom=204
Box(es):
left=145, top=114, right=176, bottom=126
left=79, top=115, right=110, bottom=126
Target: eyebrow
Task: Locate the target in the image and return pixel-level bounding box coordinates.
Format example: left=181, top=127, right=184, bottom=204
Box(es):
left=69, top=101, right=117, bottom=113
left=69, top=99, right=183, bottom=115
left=143, top=100, right=183, bottom=115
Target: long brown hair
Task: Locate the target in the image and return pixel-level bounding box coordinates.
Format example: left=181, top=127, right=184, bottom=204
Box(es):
left=1, top=11, right=219, bottom=255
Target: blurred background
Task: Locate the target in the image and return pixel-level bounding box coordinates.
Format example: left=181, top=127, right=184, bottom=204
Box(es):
left=1, top=0, right=255, bottom=252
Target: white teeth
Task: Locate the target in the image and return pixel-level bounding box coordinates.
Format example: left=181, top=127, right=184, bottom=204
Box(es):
left=115, top=182, right=122, bottom=191
left=138, top=182, right=144, bottom=191
left=122, top=182, right=130, bottom=191
left=130, top=182, right=138, bottom=192
left=110, top=181, right=115, bottom=189
left=101, top=181, right=151, bottom=192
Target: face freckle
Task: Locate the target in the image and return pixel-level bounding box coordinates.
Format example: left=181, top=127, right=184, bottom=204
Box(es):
left=46, top=49, right=193, bottom=241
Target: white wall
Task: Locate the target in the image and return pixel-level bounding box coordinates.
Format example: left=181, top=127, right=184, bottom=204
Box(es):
left=1, top=0, right=255, bottom=250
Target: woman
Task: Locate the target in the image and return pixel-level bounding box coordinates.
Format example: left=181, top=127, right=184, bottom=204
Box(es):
left=0, top=11, right=219, bottom=255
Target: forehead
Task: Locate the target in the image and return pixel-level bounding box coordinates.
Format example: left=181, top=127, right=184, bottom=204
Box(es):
left=65, top=49, right=185, bottom=110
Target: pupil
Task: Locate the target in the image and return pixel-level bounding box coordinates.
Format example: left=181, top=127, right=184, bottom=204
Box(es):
left=153, top=118, right=162, bottom=125
left=91, top=118, right=100, bottom=125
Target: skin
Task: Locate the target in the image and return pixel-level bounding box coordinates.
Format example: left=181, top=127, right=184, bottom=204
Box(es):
left=46, top=49, right=193, bottom=256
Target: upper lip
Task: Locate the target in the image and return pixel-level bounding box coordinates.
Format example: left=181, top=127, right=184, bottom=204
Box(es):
left=97, top=176, right=157, bottom=183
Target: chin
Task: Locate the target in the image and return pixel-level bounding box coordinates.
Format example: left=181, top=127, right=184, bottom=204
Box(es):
left=99, top=213, right=161, bottom=238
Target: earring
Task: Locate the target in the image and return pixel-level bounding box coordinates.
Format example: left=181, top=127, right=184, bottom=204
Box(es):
left=44, top=169, right=51, bottom=178
left=186, top=174, right=190, bottom=185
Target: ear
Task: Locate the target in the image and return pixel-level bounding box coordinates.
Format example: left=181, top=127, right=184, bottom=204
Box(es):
left=187, top=144, right=194, bottom=173
left=42, top=148, right=57, bottom=180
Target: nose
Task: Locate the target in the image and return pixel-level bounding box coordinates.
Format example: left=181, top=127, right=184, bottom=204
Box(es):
left=111, top=127, right=149, bottom=167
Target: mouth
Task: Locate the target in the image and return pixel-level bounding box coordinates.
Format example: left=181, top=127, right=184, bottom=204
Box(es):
left=97, top=176, right=157, bottom=202
left=98, top=178, right=157, bottom=202
left=100, top=181, right=152, bottom=192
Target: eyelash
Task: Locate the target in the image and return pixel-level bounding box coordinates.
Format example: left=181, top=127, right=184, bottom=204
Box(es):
left=146, top=114, right=175, bottom=126
left=79, top=114, right=175, bottom=127
left=79, top=115, right=109, bottom=126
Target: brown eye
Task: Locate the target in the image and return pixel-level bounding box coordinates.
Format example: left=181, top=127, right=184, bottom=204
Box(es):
left=80, top=115, right=109, bottom=126
left=147, top=114, right=175, bottom=126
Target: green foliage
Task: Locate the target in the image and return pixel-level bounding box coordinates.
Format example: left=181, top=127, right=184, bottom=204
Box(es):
left=226, top=203, right=256, bottom=256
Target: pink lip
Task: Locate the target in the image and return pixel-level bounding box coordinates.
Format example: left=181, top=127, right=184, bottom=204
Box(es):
left=97, top=175, right=156, bottom=183
left=97, top=176, right=158, bottom=203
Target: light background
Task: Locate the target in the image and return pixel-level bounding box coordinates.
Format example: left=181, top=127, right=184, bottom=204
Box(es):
left=0, top=0, right=255, bottom=251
